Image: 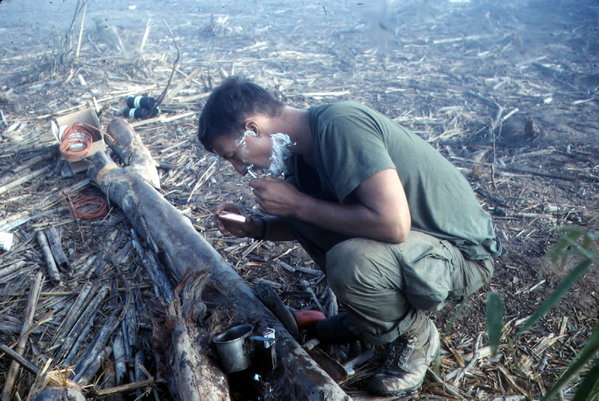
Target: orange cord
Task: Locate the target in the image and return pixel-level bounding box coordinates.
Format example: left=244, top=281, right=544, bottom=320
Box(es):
left=62, top=190, right=107, bottom=219
left=59, top=123, right=95, bottom=162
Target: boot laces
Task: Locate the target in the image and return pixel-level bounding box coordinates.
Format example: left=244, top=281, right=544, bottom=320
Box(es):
left=385, top=334, right=416, bottom=369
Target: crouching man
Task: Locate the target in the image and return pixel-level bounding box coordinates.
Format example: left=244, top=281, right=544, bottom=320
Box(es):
left=197, top=76, right=503, bottom=396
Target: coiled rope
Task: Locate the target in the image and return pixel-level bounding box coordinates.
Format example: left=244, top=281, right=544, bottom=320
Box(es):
left=62, top=190, right=107, bottom=219
left=59, top=122, right=96, bottom=162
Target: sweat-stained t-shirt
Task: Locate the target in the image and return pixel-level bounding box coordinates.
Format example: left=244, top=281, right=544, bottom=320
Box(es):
left=284, top=101, right=503, bottom=260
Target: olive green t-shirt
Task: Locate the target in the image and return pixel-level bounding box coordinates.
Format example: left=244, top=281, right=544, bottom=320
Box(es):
left=285, top=101, right=502, bottom=260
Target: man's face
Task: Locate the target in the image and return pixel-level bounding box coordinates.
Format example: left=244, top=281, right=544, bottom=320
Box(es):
left=209, top=130, right=263, bottom=173
left=211, top=130, right=294, bottom=177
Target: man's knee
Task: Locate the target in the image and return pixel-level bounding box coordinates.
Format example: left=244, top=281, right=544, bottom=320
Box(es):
left=325, top=238, right=397, bottom=300
left=325, top=239, right=365, bottom=297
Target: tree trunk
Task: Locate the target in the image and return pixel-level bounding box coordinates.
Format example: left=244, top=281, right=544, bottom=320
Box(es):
left=88, top=150, right=351, bottom=401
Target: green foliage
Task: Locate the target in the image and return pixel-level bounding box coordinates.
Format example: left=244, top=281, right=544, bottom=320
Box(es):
left=571, top=361, right=599, bottom=401
left=486, top=292, right=503, bottom=356
left=515, top=257, right=592, bottom=339
left=486, top=226, right=599, bottom=400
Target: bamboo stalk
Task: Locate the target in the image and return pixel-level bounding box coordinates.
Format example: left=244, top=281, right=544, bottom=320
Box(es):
left=0, top=207, right=69, bottom=233
left=140, top=18, right=151, bottom=52
left=93, top=378, right=163, bottom=397
left=25, top=359, right=51, bottom=401
left=0, top=261, right=27, bottom=280
left=43, top=226, right=70, bottom=271
left=52, top=282, right=93, bottom=344
left=14, top=152, right=55, bottom=174
left=130, top=230, right=173, bottom=303
left=63, top=315, right=96, bottom=366
left=54, top=286, right=109, bottom=363
left=73, top=311, right=121, bottom=382
left=1, top=272, right=44, bottom=401
left=0, top=344, right=41, bottom=375
left=0, top=166, right=51, bottom=196
left=76, top=346, right=112, bottom=385
left=75, top=1, right=87, bottom=58
left=36, top=231, right=61, bottom=285
left=112, top=330, right=127, bottom=385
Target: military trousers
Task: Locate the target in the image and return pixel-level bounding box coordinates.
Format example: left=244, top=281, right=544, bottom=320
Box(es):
left=284, top=218, right=494, bottom=345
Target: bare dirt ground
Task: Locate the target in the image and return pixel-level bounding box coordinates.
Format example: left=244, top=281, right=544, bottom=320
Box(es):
left=1, top=0, right=598, bottom=399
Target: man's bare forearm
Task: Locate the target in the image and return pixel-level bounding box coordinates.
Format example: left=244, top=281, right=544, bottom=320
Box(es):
left=294, top=196, right=408, bottom=243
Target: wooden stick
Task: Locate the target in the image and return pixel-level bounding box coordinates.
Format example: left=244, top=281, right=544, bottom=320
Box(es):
left=63, top=191, right=85, bottom=243
left=130, top=111, right=197, bottom=128
left=0, top=109, right=8, bottom=127
left=452, top=332, right=484, bottom=385
left=0, top=261, right=26, bottom=280
left=75, top=1, right=87, bottom=58
left=300, top=279, right=326, bottom=314
left=36, top=231, right=61, bottom=286
left=1, top=272, right=44, bottom=401
left=162, top=67, right=202, bottom=104
left=0, top=344, right=41, bottom=375
left=25, top=358, right=51, bottom=401
left=187, top=157, right=218, bottom=203
left=0, top=207, right=69, bottom=233
left=93, top=378, right=164, bottom=397
left=63, top=315, right=96, bottom=366
left=112, top=331, right=127, bottom=385
left=72, top=287, right=130, bottom=382
left=327, top=286, right=338, bottom=317
left=73, top=312, right=121, bottom=382
left=54, top=286, right=109, bottom=363
left=76, top=346, right=112, bottom=385
left=140, top=18, right=151, bottom=52
left=14, top=152, right=55, bottom=174
left=0, top=166, right=51, bottom=196
left=131, top=230, right=173, bottom=303
left=149, top=19, right=180, bottom=114
left=343, top=348, right=374, bottom=376
left=60, top=0, right=82, bottom=62
left=43, top=226, right=70, bottom=271
left=52, top=282, right=93, bottom=344
left=426, top=367, right=465, bottom=400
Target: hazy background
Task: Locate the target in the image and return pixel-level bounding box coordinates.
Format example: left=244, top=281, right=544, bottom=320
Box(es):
left=1, top=0, right=597, bottom=70
left=0, top=0, right=597, bottom=134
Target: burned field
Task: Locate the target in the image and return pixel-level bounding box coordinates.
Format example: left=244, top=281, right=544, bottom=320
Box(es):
left=1, top=0, right=598, bottom=400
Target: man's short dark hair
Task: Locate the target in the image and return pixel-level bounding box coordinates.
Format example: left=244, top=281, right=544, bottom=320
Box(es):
left=198, top=76, right=284, bottom=153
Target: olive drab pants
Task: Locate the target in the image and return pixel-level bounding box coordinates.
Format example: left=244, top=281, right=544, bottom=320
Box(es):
left=283, top=218, right=494, bottom=345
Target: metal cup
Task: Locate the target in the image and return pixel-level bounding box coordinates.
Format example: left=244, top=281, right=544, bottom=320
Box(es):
left=213, top=324, right=277, bottom=373
left=213, top=324, right=255, bottom=373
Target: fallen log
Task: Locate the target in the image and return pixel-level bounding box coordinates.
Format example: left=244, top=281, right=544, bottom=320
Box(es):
left=105, top=118, right=161, bottom=189
left=88, top=148, right=351, bottom=400
left=152, top=270, right=230, bottom=401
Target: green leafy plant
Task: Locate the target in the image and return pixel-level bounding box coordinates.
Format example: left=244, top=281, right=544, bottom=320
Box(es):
left=487, top=226, right=599, bottom=401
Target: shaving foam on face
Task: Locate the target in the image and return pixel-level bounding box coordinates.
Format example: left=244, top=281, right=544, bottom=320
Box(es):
left=235, top=130, right=256, bottom=163
left=266, top=133, right=294, bottom=177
